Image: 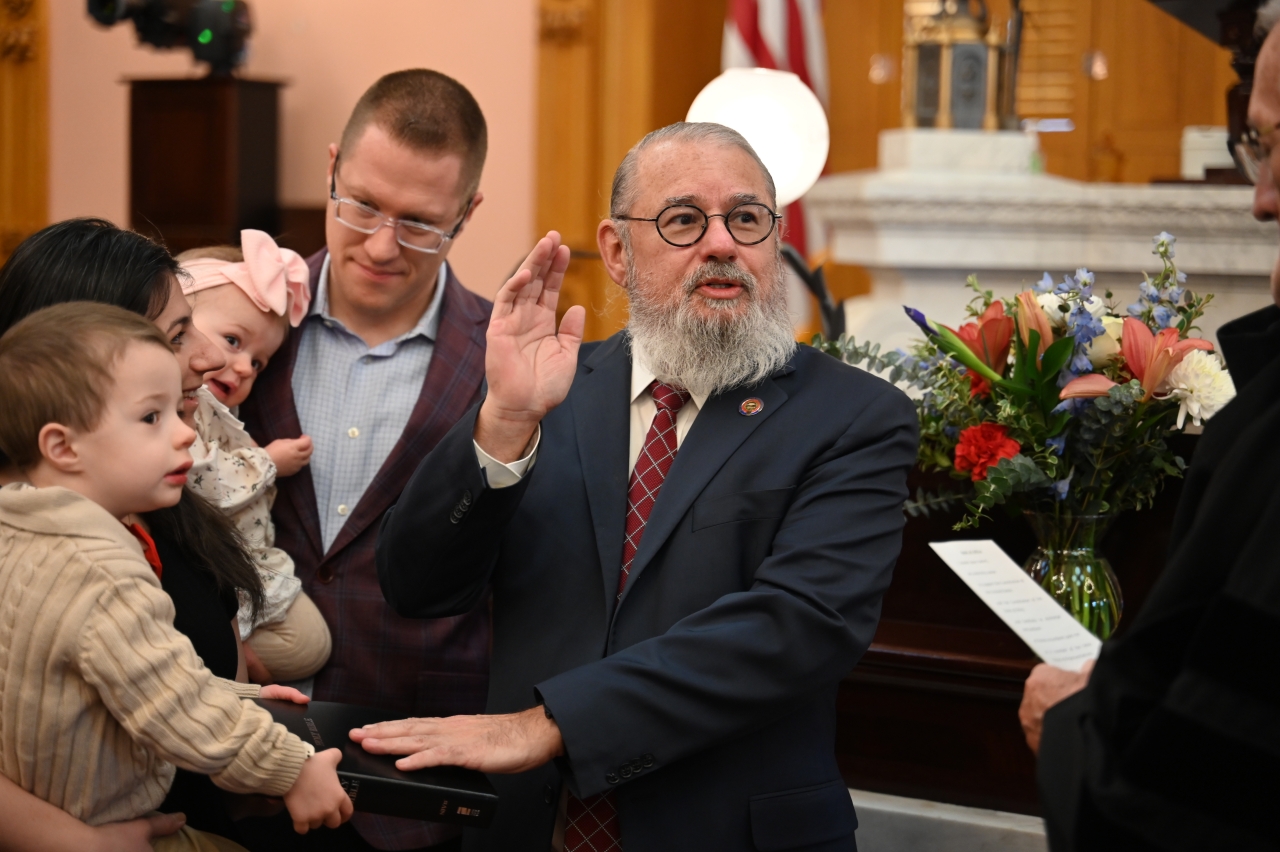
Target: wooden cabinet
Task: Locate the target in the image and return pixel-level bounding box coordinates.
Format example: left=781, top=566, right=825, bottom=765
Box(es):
left=129, top=77, right=281, bottom=254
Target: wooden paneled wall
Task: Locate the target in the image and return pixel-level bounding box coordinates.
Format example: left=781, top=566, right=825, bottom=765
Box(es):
left=805, top=0, right=1233, bottom=182
left=536, top=0, right=723, bottom=341
left=537, top=0, right=1236, bottom=341
left=0, top=0, right=47, bottom=265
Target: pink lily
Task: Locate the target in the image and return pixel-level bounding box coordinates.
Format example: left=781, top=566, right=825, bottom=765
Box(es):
left=1059, top=373, right=1118, bottom=399
left=1015, top=290, right=1052, bottom=358
left=1120, top=318, right=1213, bottom=401
left=1059, top=318, right=1213, bottom=402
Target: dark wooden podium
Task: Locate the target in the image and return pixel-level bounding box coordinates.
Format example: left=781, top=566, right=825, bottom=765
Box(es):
left=129, top=77, right=282, bottom=253
left=835, top=437, right=1193, bottom=815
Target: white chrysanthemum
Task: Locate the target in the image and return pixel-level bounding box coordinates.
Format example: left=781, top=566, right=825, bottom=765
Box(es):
left=1165, top=350, right=1235, bottom=429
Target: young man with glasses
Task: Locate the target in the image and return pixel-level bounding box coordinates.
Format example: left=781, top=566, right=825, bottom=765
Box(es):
left=237, top=69, right=493, bottom=852
left=364, top=122, right=919, bottom=851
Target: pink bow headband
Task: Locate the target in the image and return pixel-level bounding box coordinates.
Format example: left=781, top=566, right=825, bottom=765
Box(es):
left=181, top=230, right=312, bottom=327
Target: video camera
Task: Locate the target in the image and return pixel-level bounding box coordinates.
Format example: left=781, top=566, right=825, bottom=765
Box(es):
left=88, top=0, right=252, bottom=76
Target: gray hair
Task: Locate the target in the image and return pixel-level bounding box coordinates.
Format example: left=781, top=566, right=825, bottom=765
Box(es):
left=1258, top=0, right=1280, bottom=36
left=609, top=122, right=778, bottom=217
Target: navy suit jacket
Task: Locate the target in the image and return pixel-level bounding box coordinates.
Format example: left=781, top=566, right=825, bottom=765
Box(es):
left=377, top=333, right=918, bottom=852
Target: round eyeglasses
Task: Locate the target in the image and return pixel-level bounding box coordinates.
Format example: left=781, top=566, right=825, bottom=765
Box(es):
left=329, top=157, right=471, bottom=254
left=613, top=203, right=781, bottom=247
left=1230, top=121, right=1279, bottom=185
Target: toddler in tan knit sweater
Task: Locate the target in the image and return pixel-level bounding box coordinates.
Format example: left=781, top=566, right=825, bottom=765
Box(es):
left=0, top=304, right=353, bottom=850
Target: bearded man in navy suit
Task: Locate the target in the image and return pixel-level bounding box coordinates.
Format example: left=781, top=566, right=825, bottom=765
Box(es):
left=360, top=123, right=919, bottom=852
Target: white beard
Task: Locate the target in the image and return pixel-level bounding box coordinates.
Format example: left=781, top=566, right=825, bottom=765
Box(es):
left=625, top=257, right=796, bottom=399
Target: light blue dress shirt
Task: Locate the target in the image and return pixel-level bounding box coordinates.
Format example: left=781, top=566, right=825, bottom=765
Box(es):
left=293, top=256, right=447, bottom=551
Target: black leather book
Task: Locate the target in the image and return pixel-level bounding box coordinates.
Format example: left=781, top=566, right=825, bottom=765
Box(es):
left=256, top=699, right=498, bottom=827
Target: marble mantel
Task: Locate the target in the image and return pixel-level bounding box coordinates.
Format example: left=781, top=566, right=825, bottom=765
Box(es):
left=806, top=130, right=1277, bottom=351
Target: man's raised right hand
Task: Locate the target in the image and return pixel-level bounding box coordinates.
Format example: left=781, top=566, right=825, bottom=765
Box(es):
left=475, top=231, right=585, bottom=462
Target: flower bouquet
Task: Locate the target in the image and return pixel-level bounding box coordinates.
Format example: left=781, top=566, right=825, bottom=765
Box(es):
left=820, top=233, right=1235, bottom=638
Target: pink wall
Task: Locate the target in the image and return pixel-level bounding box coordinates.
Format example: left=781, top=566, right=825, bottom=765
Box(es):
left=48, top=0, right=537, bottom=298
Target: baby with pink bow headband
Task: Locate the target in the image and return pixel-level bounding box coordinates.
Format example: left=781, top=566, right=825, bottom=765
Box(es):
left=177, top=231, right=332, bottom=685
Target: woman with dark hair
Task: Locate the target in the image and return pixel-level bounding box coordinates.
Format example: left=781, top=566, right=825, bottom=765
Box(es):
left=0, top=217, right=176, bottom=328
left=0, top=219, right=280, bottom=852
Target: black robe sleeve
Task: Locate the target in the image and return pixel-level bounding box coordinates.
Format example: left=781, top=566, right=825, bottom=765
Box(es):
left=1039, top=306, right=1280, bottom=852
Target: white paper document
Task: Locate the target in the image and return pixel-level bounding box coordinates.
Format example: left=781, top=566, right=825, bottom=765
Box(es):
left=929, top=540, right=1102, bottom=672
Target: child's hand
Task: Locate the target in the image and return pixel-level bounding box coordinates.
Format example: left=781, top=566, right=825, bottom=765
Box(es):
left=283, top=748, right=352, bottom=834
left=260, top=684, right=310, bottom=704
left=267, top=436, right=314, bottom=477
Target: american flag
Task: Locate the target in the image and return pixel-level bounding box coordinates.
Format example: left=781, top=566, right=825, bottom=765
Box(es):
left=722, top=0, right=828, bottom=259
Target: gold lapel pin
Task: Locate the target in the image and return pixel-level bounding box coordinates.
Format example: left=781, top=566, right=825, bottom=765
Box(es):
left=739, top=397, right=763, bottom=416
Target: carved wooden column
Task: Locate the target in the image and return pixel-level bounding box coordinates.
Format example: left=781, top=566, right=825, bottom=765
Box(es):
left=0, top=0, right=47, bottom=264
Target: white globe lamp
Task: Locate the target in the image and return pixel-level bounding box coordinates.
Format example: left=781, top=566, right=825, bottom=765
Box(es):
left=685, top=68, right=829, bottom=207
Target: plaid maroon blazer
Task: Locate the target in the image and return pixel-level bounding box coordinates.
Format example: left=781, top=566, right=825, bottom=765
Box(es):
left=239, top=249, right=492, bottom=849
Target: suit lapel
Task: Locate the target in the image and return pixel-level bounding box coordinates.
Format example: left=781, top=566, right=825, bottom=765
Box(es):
left=571, top=334, right=633, bottom=615
left=323, top=269, right=489, bottom=561
left=619, top=373, right=791, bottom=606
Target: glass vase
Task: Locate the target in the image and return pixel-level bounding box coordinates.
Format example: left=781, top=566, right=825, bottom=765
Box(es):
left=1022, top=511, right=1123, bottom=640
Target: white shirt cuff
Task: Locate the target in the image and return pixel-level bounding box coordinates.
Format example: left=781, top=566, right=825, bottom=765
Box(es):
left=473, top=426, right=540, bottom=489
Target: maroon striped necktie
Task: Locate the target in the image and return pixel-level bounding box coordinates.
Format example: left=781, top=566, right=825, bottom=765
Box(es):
left=564, top=379, right=690, bottom=852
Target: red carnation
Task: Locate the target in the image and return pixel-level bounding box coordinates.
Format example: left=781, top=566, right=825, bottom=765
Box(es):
left=954, top=423, right=1020, bottom=482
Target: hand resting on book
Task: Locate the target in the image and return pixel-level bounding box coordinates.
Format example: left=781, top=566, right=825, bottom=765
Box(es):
left=351, top=706, right=564, bottom=774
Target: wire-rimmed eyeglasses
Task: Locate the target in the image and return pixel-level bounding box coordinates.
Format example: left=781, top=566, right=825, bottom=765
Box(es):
left=329, top=155, right=471, bottom=254
left=1230, top=121, right=1280, bottom=185
left=612, top=203, right=781, bottom=247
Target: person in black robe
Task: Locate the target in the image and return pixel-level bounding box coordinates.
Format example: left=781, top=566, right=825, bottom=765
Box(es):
left=1019, top=16, right=1280, bottom=851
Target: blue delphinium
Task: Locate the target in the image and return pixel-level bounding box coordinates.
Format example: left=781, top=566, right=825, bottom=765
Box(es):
left=1068, top=350, right=1093, bottom=373
left=1062, top=300, right=1105, bottom=379
left=1053, top=398, right=1091, bottom=417
left=1128, top=243, right=1187, bottom=328
left=1053, top=469, right=1074, bottom=501
left=1034, top=272, right=1055, bottom=294
left=1066, top=302, right=1105, bottom=345
left=1046, top=435, right=1066, bottom=456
